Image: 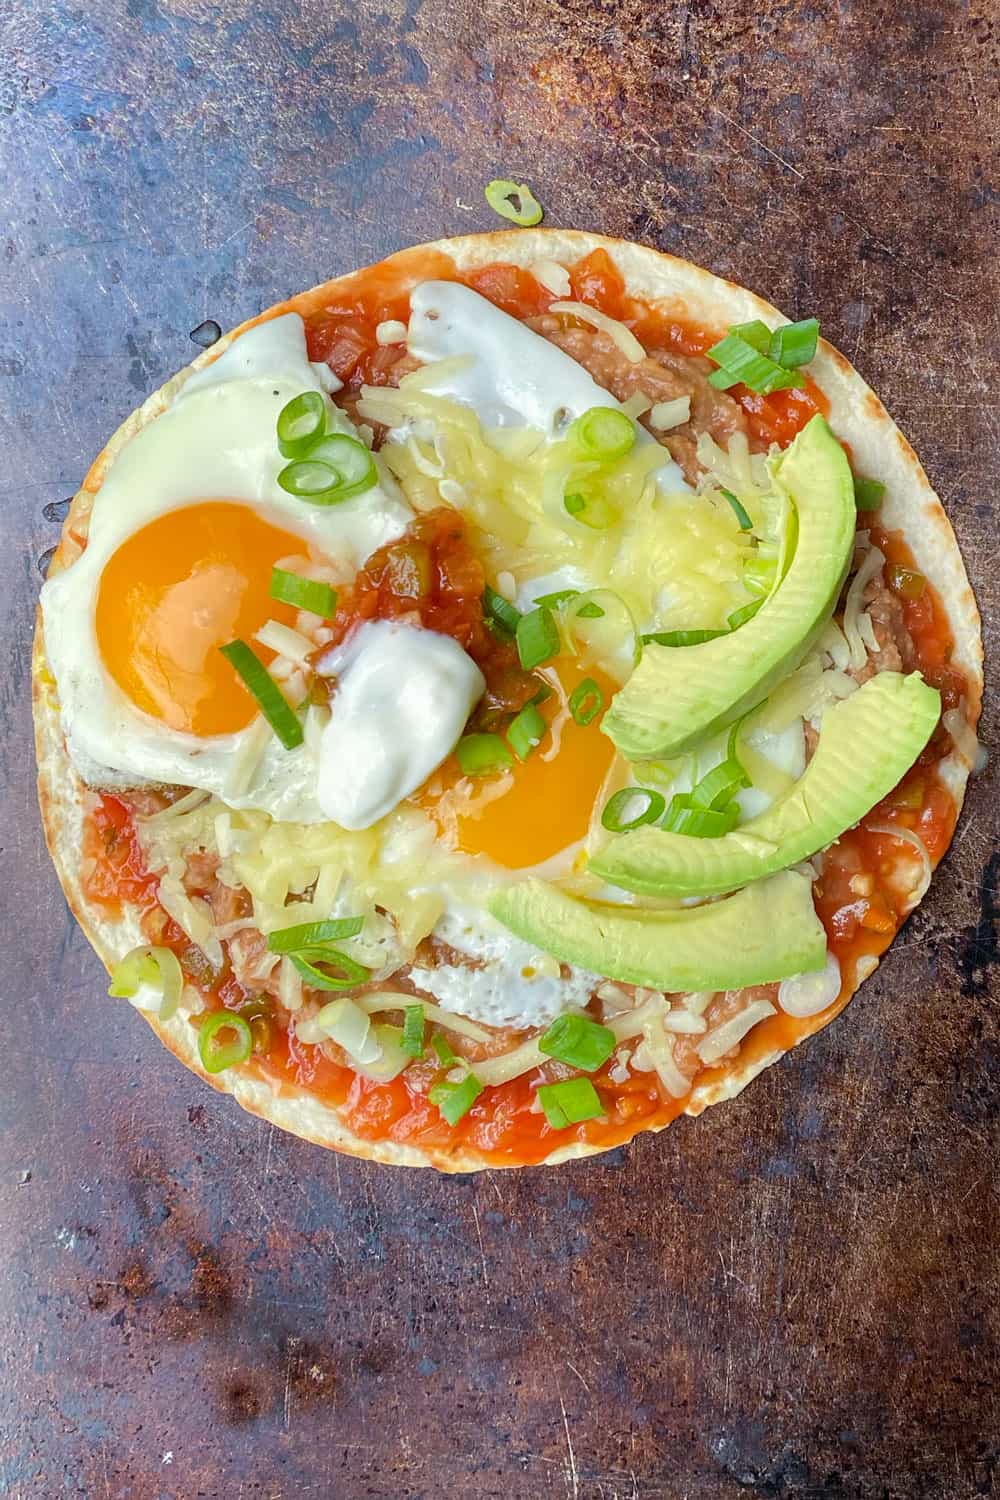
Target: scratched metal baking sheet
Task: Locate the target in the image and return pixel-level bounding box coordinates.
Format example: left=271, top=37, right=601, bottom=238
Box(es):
left=1, top=2, right=997, bottom=1495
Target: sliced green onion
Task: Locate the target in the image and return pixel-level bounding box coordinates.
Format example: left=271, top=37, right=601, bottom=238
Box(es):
left=688, top=758, right=749, bottom=812
left=641, top=629, right=728, bottom=648
left=266, top=917, right=364, bottom=954
left=456, top=732, right=514, bottom=776
left=484, top=178, right=544, bottom=227
left=108, top=944, right=183, bottom=1023
left=530, top=680, right=554, bottom=706
left=601, top=787, right=666, bottom=832
left=429, top=1070, right=483, bottom=1125
left=219, top=639, right=303, bottom=750
left=727, top=598, right=764, bottom=630
left=706, top=332, right=798, bottom=394
left=568, top=406, right=636, bottom=462
left=431, top=1031, right=457, bottom=1067
left=534, top=589, right=580, bottom=609
left=539, top=1014, right=616, bottom=1072
left=662, top=793, right=740, bottom=837
left=198, top=1009, right=253, bottom=1074
left=853, top=475, right=886, bottom=509
left=769, top=317, right=819, bottom=369
left=720, top=487, right=753, bottom=531
left=564, top=492, right=585, bottom=515
left=278, top=434, right=377, bottom=506
left=507, top=702, right=546, bottom=761
left=537, top=1077, right=605, bottom=1129
left=482, top=583, right=521, bottom=640
left=270, top=567, right=337, bottom=618
left=289, top=950, right=371, bottom=991
left=728, top=320, right=773, bottom=354
left=569, top=677, right=603, bottom=726
left=516, top=606, right=560, bottom=670
left=576, top=601, right=605, bottom=619
left=276, top=390, right=327, bottom=459
left=401, top=1004, right=425, bottom=1058
left=742, top=555, right=778, bottom=595
left=356, top=1023, right=412, bottom=1082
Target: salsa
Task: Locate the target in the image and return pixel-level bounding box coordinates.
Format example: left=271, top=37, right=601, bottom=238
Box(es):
left=80, top=247, right=969, bottom=1167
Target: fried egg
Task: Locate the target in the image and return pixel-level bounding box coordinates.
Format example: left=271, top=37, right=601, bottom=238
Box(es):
left=41, top=315, right=421, bottom=821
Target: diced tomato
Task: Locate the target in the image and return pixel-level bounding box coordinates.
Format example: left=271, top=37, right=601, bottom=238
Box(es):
left=568, top=247, right=627, bottom=317
left=737, top=379, right=828, bottom=448
left=82, top=794, right=161, bottom=914
left=462, top=262, right=553, bottom=318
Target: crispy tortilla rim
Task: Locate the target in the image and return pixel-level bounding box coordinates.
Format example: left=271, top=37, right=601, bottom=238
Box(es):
left=33, top=230, right=983, bottom=1170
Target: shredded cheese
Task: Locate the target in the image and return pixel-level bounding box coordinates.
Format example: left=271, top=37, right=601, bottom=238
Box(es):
left=696, top=1000, right=776, bottom=1064
left=843, top=544, right=886, bottom=669
left=547, top=301, right=646, bottom=363
left=942, top=705, right=981, bottom=771
left=649, top=397, right=690, bottom=432
left=472, top=1039, right=545, bottom=1086
left=375, top=318, right=408, bottom=345
left=254, top=620, right=314, bottom=663
left=530, top=259, right=571, bottom=298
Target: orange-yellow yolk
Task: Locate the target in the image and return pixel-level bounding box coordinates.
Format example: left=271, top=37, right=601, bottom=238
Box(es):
left=415, top=665, right=618, bottom=870
left=96, top=501, right=309, bottom=737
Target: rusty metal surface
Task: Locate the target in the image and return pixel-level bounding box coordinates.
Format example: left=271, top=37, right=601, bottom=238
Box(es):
left=1, top=1, right=998, bottom=1495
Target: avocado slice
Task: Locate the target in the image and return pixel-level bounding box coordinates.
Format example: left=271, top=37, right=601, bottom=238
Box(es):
left=591, top=672, right=941, bottom=899
left=488, top=869, right=826, bottom=992
left=602, top=414, right=857, bottom=761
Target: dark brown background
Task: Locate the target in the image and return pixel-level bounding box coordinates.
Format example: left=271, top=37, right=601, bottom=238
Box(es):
left=2, top=2, right=998, bottom=1496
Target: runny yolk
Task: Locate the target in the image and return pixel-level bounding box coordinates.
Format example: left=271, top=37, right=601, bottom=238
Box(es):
left=415, top=664, right=619, bottom=870
left=96, top=500, right=309, bottom=738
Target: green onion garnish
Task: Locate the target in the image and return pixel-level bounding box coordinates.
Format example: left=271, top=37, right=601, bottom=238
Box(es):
left=537, top=1077, right=605, bottom=1129
left=538, top=1014, right=616, bottom=1072
left=641, top=629, right=728, bottom=648
left=278, top=434, right=377, bottom=506
left=108, top=944, right=183, bottom=1023
left=198, top=1009, right=253, bottom=1074
left=482, top=583, right=521, bottom=640
left=769, top=317, right=819, bottom=369
left=576, top=601, right=605, bottom=619
left=288, top=950, right=371, bottom=991
left=688, top=758, right=749, bottom=812
left=456, top=733, right=514, bottom=776
left=564, top=492, right=585, bottom=515
left=601, top=787, right=666, bottom=832
left=530, top=680, right=554, bottom=706
left=431, top=1032, right=456, bottom=1066
left=727, top=598, right=764, bottom=630
left=728, top=320, right=773, bottom=354
left=516, top=606, right=560, bottom=670
left=534, top=589, right=579, bottom=608
left=401, top=1004, right=425, bottom=1058
left=706, top=332, right=799, bottom=394
left=569, top=677, right=603, bottom=726
left=270, top=567, right=337, bottom=618
left=276, top=390, right=327, bottom=459
left=568, top=406, right=636, bottom=462
left=661, top=794, right=740, bottom=837
left=853, top=475, right=886, bottom=509
left=720, top=487, right=753, bottom=531
left=429, top=1070, right=483, bottom=1125
left=266, top=917, right=365, bottom=953
left=507, top=702, right=546, bottom=762
left=219, top=639, right=304, bottom=750
left=484, top=178, right=544, bottom=227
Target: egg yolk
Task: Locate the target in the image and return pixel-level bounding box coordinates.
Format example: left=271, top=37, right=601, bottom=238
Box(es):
left=96, top=501, right=310, bottom=737
left=416, top=665, right=618, bottom=869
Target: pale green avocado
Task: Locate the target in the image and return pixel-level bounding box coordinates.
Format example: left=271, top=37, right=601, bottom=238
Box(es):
left=591, top=671, right=941, bottom=899
left=488, top=869, right=826, bottom=992
left=602, top=413, right=857, bottom=761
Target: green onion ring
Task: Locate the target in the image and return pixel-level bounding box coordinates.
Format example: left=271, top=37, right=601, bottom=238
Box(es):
left=484, top=178, right=544, bottom=227
left=601, top=787, right=666, bottom=832
left=198, top=1010, right=253, bottom=1074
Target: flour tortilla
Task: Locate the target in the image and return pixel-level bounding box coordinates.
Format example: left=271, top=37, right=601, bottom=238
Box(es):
left=33, top=229, right=984, bottom=1170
